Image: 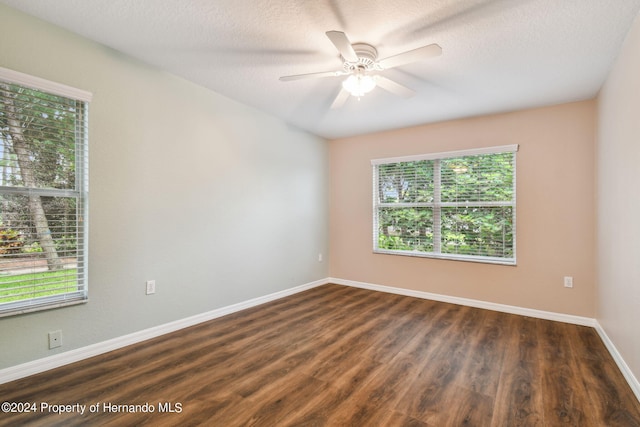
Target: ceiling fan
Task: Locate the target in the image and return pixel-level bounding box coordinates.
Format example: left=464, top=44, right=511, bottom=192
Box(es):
left=279, top=31, right=442, bottom=109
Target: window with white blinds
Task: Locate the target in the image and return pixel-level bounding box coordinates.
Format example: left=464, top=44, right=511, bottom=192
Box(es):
left=0, top=67, right=90, bottom=316
left=372, top=145, right=518, bottom=265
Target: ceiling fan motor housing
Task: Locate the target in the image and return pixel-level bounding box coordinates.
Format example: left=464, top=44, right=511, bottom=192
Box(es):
left=343, top=43, right=379, bottom=72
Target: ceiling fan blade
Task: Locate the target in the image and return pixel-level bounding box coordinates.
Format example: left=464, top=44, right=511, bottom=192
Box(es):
left=375, top=76, right=415, bottom=98
left=279, top=70, right=345, bottom=81
left=377, top=44, right=442, bottom=69
left=326, top=31, right=358, bottom=62
left=330, top=88, right=350, bottom=109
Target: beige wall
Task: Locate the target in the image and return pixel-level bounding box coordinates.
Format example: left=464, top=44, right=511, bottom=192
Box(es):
left=329, top=101, right=596, bottom=317
left=597, top=11, right=640, bottom=382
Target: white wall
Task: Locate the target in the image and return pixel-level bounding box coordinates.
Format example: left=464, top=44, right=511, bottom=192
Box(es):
left=597, top=11, right=640, bottom=382
left=0, top=5, right=329, bottom=369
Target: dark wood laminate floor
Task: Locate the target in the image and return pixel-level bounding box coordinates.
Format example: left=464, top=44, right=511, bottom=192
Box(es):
left=1, top=284, right=639, bottom=426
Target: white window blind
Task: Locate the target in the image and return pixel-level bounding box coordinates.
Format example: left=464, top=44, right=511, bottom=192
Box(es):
left=0, top=68, right=89, bottom=316
left=372, top=145, right=518, bottom=265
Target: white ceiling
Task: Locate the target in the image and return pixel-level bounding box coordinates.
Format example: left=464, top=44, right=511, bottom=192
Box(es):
left=2, top=0, right=639, bottom=139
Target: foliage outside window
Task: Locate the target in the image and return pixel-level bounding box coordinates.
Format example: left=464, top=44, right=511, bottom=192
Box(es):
left=0, top=68, right=90, bottom=316
left=372, top=145, right=517, bottom=265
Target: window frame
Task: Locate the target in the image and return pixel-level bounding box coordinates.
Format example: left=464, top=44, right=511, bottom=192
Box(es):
left=372, top=144, right=518, bottom=265
left=0, top=67, right=91, bottom=317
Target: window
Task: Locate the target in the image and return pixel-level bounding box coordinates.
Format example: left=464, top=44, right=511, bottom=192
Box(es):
left=0, top=67, right=90, bottom=316
left=372, top=145, right=518, bottom=265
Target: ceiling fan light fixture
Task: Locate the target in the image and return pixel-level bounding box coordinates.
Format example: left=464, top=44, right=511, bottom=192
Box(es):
left=342, top=73, right=376, bottom=97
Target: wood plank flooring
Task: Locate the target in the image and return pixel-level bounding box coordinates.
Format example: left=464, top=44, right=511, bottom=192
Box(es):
left=1, top=284, right=639, bottom=426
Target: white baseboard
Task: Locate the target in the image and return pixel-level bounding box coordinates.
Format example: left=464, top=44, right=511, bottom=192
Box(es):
left=0, top=278, right=326, bottom=385
left=594, top=321, right=640, bottom=402
left=328, top=277, right=596, bottom=326
left=3, top=276, right=638, bottom=404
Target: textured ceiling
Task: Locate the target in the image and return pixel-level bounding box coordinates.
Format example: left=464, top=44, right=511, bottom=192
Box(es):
left=2, top=0, right=639, bottom=139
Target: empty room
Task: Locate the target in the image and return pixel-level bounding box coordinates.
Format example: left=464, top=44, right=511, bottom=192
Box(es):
left=1, top=1, right=640, bottom=425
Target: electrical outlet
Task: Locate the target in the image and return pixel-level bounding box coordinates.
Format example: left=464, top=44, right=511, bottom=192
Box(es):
left=48, top=330, right=62, bottom=349
left=146, top=280, right=156, bottom=295
left=318, top=253, right=323, bottom=262
left=564, top=276, right=573, bottom=288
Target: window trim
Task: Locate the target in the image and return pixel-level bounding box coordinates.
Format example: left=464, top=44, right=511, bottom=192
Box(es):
left=0, top=67, right=92, bottom=102
left=372, top=144, right=518, bottom=265
left=370, top=144, right=519, bottom=166
left=0, top=67, right=90, bottom=316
